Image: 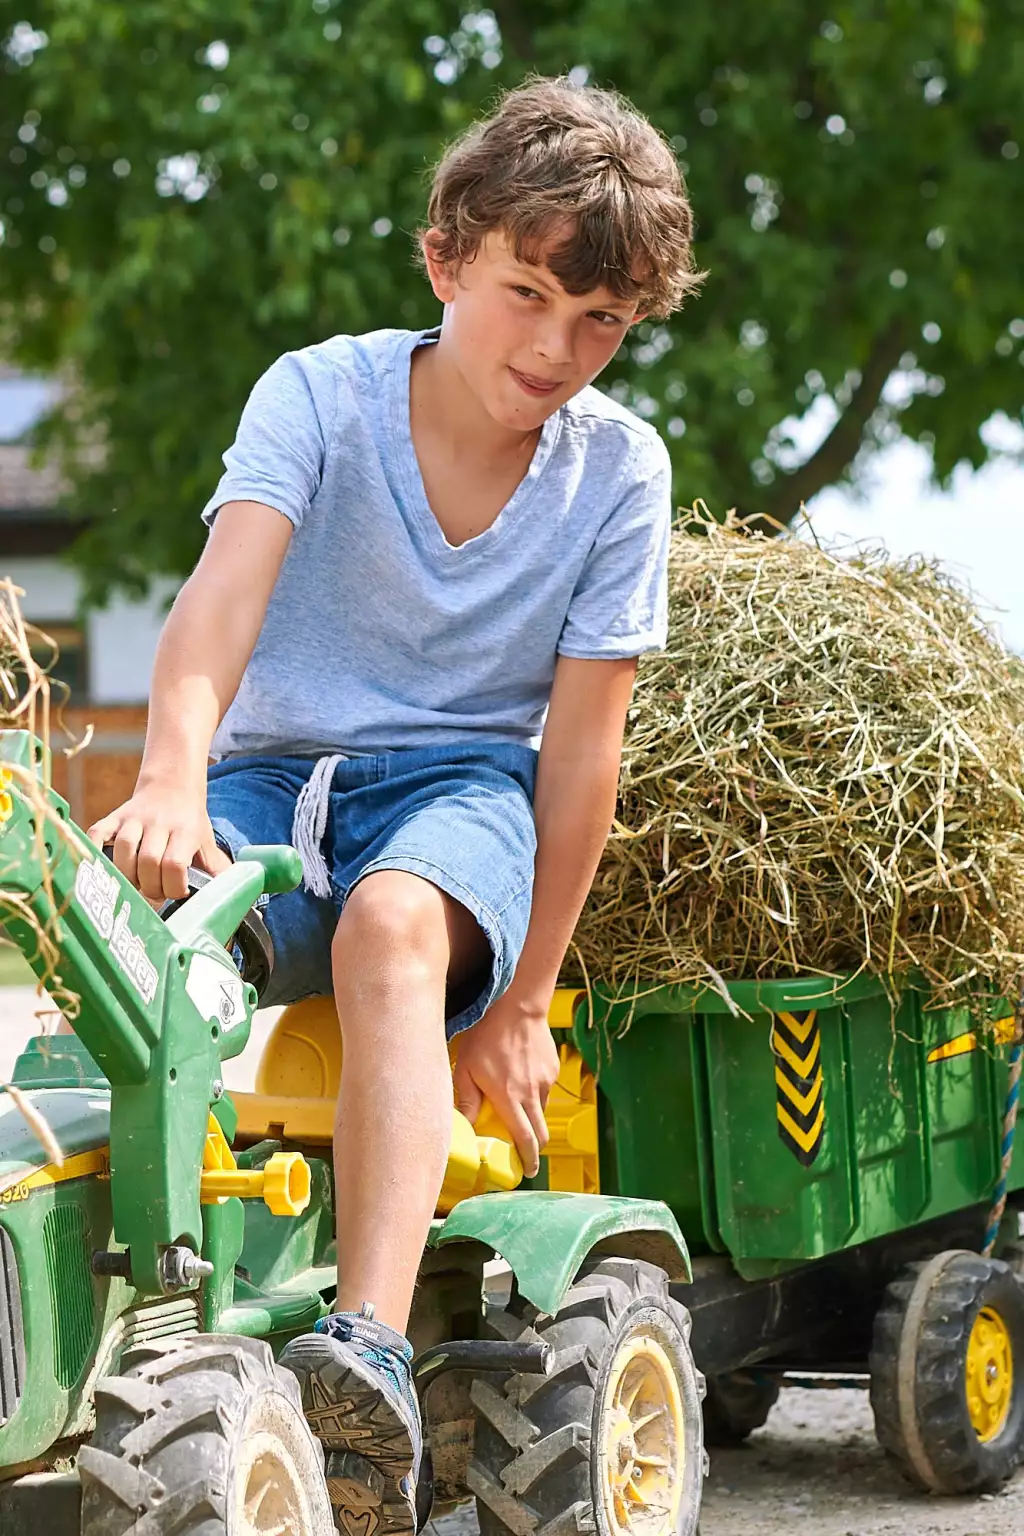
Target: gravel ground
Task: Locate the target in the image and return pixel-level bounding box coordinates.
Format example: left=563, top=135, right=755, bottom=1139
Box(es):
left=4, top=991, right=1023, bottom=1532
left=429, top=1387, right=1024, bottom=1536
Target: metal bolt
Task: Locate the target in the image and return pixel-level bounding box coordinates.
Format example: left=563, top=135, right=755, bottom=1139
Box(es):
left=987, top=1362, right=999, bottom=1383
left=159, top=1245, right=214, bottom=1293
left=211, top=1079, right=224, bottom=1100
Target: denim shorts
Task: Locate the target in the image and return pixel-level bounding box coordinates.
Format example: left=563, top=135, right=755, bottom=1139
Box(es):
left=207, top=742, right=538, bottom=1035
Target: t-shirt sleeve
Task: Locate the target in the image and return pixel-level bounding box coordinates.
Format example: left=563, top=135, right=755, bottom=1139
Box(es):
left=201, top=350, right=336, bottom=530
left=556, top=432, right=672, bottom=660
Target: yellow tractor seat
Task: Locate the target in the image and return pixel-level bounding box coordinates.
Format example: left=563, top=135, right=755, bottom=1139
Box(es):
left=230, top=990, right=600, bottom=1200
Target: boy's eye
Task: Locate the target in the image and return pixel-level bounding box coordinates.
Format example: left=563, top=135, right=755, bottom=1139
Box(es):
left=510, top=285, right=626, bottom=326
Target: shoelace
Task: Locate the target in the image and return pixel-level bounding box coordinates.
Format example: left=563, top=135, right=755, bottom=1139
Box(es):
left=315, top=1310, right=416, bottom=1412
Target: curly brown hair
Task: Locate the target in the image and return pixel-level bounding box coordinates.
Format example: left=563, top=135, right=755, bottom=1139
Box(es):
left=419, top=75, right=704, bottom=320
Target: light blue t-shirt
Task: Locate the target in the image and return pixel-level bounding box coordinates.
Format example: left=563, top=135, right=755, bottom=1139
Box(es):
left=202, top=327, right=671, bottom=758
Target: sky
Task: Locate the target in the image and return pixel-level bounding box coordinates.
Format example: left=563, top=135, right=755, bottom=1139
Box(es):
left=777, top=382, right=1024, bottom=654
left=803, top=441, right=1024, bottom=654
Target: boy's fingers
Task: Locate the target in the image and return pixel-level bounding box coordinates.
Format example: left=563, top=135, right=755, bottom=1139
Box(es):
left=137, top=826, right=172, bottom=902
left=162, top=828, right=201, bottom=900
left=454, top=1067, right=483, bottom=1126
left=86, top=813, right=120, bottom=849
left=199, top=835, right=232, bottom=876
left=526, top=1095, right=550, bottom=1154
left=502, top=1100, right=540, bottom=1179
left=111, top=822, right=144, bottom=888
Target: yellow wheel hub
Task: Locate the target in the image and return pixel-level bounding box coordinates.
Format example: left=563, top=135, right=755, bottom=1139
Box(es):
left=236, top=1430, right=317, bottom=1536
left=966, top=1306, right=1013, bottom=1444
left=599, top=1333, right=686, bottom=1536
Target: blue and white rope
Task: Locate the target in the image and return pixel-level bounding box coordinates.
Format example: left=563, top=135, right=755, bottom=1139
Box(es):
left=982, top=985, right=1024, bottom=1257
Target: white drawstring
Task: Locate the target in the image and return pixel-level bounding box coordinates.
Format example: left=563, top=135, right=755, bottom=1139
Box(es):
left=291, top=753, right=345, bottom=898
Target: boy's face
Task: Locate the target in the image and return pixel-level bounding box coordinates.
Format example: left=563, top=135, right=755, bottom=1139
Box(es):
left=424, top=228, right=644, bottom=433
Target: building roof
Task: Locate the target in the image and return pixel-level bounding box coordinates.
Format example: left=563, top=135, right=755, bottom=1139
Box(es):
left=0, top=443, right=66, bottom=513
left=0, top=444, right=84, bottom=554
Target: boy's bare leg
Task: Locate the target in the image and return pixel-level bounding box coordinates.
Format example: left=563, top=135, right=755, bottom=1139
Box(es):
left=330, top=868, right=489, bottom=1334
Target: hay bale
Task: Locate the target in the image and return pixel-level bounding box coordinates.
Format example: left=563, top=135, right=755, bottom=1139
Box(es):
left=568, top=518, right=1024, bottom=1005
left=1, top=578, right=83, bottom=1013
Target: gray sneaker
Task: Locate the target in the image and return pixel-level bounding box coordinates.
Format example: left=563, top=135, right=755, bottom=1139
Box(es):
left=279, top=1303, right=422, bottom=1536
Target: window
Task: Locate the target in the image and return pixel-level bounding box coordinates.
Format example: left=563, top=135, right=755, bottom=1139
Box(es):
left=29, top=621, right=88, bottom=702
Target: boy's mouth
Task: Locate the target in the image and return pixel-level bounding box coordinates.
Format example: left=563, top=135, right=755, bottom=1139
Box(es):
left=509, top=366, right=560, bottom=398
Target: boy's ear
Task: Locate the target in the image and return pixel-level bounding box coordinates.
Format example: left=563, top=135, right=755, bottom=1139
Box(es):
left=421, top=228, right=459, bottom=304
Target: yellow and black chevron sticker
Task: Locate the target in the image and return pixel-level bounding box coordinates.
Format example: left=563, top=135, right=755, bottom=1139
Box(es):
left=771, top=1009, right=825, bottom=1166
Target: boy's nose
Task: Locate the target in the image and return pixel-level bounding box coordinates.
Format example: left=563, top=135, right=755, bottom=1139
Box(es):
left=533, top=321, right=575, bottom=369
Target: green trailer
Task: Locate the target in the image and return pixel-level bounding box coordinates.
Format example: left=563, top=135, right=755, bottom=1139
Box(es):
left=570, top=976, right=1024, bottom=1488
left=0, top=724, right=1023, bottom=1536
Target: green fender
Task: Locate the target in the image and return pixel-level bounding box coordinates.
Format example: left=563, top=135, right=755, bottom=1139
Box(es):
left=431, top=1191, right=691, bottom=1316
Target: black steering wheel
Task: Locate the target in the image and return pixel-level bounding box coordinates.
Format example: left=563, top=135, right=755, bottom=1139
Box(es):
left=158, top=866, right=275, bottom=1002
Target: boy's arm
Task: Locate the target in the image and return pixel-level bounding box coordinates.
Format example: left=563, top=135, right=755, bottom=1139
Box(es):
left=88, top=500, right=293, bottom=901
left=453, top=653, right=637, bottom=1174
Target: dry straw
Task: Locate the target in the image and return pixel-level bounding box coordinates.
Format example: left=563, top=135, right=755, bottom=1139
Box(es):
left=567, top=514, right=1024, bottom=1010
left=0, top=577, right=85, bottom=1032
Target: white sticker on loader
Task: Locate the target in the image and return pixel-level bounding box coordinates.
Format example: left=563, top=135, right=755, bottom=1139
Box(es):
left=186, top=953, right=247, bottom=1031
left=75, top=858, right=159, bottom=1005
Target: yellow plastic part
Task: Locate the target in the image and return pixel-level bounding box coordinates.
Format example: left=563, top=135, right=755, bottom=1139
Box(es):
left=231, top=988, right=599, bottom=1212
left=235, top=995, right=341, bottom=1142
left=545, top=1042, right=600, bottom=1195
left=966, top=1305, right=1014, bottom=1443
left=0, top=767, right=12, bottom=826
left=600, top=1332, right=687, bottom=1536
left=233, top=1093, right=335, bottom=1143
left=200, top=1114, right=312, bottom=1216
left=436, top=1107, right=523, bottom=1216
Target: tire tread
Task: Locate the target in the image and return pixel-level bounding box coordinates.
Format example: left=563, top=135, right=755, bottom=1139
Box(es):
left=869, top=1251, right=1024, bottom=1495
left=472, top=1258, right=703, bottom=1536
left=79, top=1333, right=330, bottom=1536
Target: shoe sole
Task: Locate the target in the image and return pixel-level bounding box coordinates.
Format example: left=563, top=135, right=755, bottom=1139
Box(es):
left=282, top=1337, right=417, bottom=1536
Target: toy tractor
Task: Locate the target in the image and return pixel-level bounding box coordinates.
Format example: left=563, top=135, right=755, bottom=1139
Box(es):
left=0, top=728, right=707, bottom=1536
left=3, top=719, right=1024, bottom=1536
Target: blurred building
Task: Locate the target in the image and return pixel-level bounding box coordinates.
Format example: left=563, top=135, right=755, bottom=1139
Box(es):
left=0, top=367, right=174, bottom=825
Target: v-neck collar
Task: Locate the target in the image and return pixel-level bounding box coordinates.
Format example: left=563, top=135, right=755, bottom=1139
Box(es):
left=389, top=328, right=563, bottom=563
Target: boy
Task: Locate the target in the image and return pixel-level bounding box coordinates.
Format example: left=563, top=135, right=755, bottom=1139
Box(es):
left=89, top=74, right=700, bottom=1536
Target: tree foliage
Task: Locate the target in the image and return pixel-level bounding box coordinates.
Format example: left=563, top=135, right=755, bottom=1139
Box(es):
left=1, top=0, right=1022, bottom=595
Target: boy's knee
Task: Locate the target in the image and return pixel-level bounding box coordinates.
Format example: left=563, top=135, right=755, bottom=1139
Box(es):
left=332, top=870, right=449, bottom=981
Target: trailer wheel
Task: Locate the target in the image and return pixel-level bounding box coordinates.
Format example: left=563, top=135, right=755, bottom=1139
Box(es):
left=470, top=1256, right=706, bottom=1536
left=701, top=1372, right=779, bottom=1446
left=79, top=1334, right=334, bottom=1535
left=869, top=1249, right=1024, bottom=1494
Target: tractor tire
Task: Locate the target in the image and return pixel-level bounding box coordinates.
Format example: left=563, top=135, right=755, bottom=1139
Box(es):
left=1004, top=1240, right=1024, bottom=1283
left=78, top=1333, right=335, bottom=1535
left=470, top=1256, right=706, bottom=1536
left=701, top=1372, right=779, bottom=1447
left=869, top=1249, right=1024, bottom=1494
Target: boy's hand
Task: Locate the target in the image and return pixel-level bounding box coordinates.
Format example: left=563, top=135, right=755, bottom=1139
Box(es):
left=87, top=781, right=230, bottom=904
left=453, top=992, right=560, bottom=1177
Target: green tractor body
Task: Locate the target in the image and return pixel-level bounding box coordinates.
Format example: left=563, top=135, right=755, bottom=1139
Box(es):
left=0, top=731, right=704, bottom=1534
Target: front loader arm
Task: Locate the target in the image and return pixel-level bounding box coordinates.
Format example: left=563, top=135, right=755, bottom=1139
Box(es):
left=0, top=729, right=302, bottom=1295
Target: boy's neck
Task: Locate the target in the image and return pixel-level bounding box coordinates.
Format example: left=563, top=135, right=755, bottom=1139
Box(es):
left=410, top=330, right=542, bottom=469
